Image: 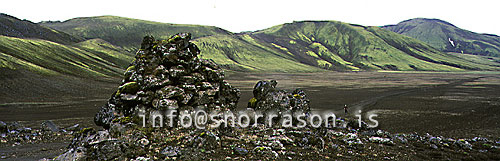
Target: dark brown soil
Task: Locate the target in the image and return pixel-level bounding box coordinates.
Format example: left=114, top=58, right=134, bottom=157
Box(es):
left=1, top=70, right=500, bottom=160
left=229, top=72, right=500, bottom=138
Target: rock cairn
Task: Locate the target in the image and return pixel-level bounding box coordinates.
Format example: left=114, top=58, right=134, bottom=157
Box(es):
left=95, top=33, right=240, bottom=129
left=55, top=33, right=242, bottom=160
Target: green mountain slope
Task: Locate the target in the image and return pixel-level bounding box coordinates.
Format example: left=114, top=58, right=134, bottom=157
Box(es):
left=0, top=35, right=134, bottom=77
left=195, top=21, right=499, bottom=72
left=40, top=16, right=230, bottom=51
left=382, top=18, right=500, bottom=57
left=193, top=34, right=323, bottom=72
left=41, top=16, right=500, bottom=72
left=0, top=13, right=83, bottom=44
left=39, top=16, right=324, bottom=72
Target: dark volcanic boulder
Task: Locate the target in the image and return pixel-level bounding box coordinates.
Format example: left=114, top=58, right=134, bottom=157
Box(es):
left=248, top=80, right=311, bottom=122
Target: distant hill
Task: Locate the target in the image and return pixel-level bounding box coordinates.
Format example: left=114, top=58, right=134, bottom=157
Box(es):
left=0, top=14, right=135, bottom=78
left=195, top=21, right=500, bottom=71
left=0, top=35, right=134, bottom=78
left=40, top=16, right=500, bottom=72
left=382, top=18, right=500, bottom=57
left=193, top=34, right=324, bottom=72
left=40, top=16, right=230, bottom=51
left=0, top=13, right=83, bottom=44
left=39, top=16, right=325, bottom=72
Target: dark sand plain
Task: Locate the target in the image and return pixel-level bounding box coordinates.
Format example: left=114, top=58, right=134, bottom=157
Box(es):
left=1, top=71, right=500, bottom=160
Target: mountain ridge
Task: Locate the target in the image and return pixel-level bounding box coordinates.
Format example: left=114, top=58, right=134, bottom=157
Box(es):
left=1, top=14, right=499, bottom=75
left=0, top=13, right=135, bottom=78
left=40, top=15, right=231, bottom=51
left=40, top=16, right=500, bottom=72
left=217, top=20, right=498, bottom=71
left=382, top=18, right=500, bottom=57
left=0, top=13, right=83, bottom=44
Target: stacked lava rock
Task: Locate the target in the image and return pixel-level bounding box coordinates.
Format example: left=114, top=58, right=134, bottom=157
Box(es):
left=248, top=80, right=311, bottom=122
left=55, top=33, right=241, bottom=160
left=95, top=33, right=240, bottom=129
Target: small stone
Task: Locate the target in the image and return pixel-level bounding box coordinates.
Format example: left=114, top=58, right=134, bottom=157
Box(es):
left=271, top=151, right=279, bottom=159
left=0, top=121, right=6, bottom=133
left=369, top=137, right=393, bottom=145
left=121, top=94, right=138, bottom=101
left=159, top=86, right=184, bottom=98
left=180, top=76, right=196, bottom=84
left=65, top=124, right=80, bottom=131
left=139, top=138, right=149, bottom=146
left=41, top=120, right=60, bottom=132
left=376, top=130, right=386, bottom=137
left=134, top=156, right=150, bottom=161
left=182, top=84, right=197, bottom=91
left=455, top=139, right=472, bottom=150
left=269, top=140, right=285, bottom=150
left=181, top=93, right=193, bottom=104
left=153, top=99, right=178, bottom=110
left=200, top=90, right=214, bottom=98
left=429, top=137, right=442, bottom=144
left=472, top=137, right=487, bottom=142
left=161, top=146, right=180, bottom=157
left=234, top=147, right=248, bottom=155
left=169, top=66, right=185, bottom=78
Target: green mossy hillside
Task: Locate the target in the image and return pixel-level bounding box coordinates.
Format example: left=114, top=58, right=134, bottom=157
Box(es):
left=0, top=35, right=133, bottom=77
left=40, top=16, right=230, bottom=51
left=383, top=18, right=500, bottom=57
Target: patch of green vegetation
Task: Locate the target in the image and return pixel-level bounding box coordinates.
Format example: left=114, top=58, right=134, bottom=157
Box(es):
left=125, top=65, right=136, bottom=73
left=271, top=43, right=290, bottom=53
left=116, top=82, right=139, bottom=96
left=112, top=116, right=138, bottom=124
left=78, top=127, right=94, bottom=134
left=306, top=51, right=319, bottom=58
left=248, top=97, right=257, bottom=108
left=317, top=60, right=332, bottom=68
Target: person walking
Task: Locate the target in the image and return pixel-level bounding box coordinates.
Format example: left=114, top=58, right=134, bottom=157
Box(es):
left=344, top=104, right=348, bottom=115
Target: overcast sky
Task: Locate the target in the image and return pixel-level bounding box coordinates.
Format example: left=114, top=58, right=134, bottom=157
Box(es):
left=2, top=0, right=499, bottom=35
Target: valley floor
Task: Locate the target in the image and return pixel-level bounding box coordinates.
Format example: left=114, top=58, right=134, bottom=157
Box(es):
left=1, top=71, right=500, bottom=160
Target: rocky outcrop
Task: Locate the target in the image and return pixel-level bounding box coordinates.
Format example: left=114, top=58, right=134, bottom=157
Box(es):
left=248, top=80, right=311, bottom=124
left=94, top=33, right=240, bottom=129
left=54, top=33, right=242, bottom=160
